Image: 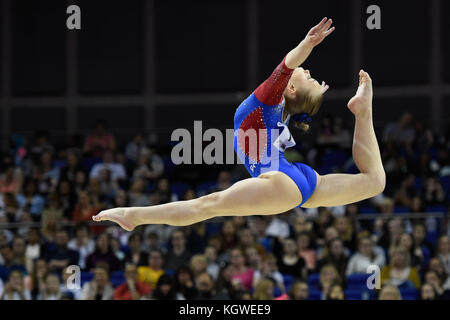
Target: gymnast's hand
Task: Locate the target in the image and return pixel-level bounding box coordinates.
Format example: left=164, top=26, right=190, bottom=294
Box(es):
left=304, top=17, right=335, bottom=47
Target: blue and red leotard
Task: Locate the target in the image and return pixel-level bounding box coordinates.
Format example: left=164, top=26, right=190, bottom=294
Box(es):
left=233, top=57, right=317, bottom=207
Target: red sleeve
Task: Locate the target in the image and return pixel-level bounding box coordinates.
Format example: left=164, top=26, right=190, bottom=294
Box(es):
left=254, top=56, right=295, bottom=106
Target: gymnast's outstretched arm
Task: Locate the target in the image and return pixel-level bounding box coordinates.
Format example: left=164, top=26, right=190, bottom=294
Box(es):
left=284, top=17, right=334, bottom=69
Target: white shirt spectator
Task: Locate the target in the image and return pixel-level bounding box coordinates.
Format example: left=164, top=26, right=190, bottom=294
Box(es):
left=265, top=217, right=290, bottom=238
left=68, top=238, right=96, bottom=270
left=346, top=247, right=386, bottom=276
left=90, top=162, right=127, bottom=182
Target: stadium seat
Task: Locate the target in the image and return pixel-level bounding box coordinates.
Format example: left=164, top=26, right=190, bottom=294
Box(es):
left=274, top=287, right=282, bottom=298
left=282, top=274, right=294, bottom=292
left=80, top=271, right=94, bottom=286
left=394, top=206, right=410, bottom=214
left=347, top=273, right=370, bottom=289
left=359, top=206, right=377, bottom=214
left=425, top=205, right=447, bottom=213
left=171, top=182, right=191, bottom=198
left=307, top=273, right=320, bottom=290
left=308, top=289, right=322, bottom=300
left=196, top=180, right=217, bottom=195
left=413, top=177, right=424, bottom=192
left=164, top=269, right=175, bottom=276
left=110, top=270, right=125, bottom=287
left=439, top=176, right=450, bottom=196
left=400, top=287, right=419, bottom=300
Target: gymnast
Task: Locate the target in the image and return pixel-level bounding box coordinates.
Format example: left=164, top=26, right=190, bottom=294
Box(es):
left=93, top=17, right=386, bottom=231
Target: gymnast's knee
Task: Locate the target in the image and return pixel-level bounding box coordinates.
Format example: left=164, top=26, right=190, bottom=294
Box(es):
left=196, top=192, right=222, bottom=216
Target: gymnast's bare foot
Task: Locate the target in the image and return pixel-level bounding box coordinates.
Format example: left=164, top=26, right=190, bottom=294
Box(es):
left=347, top=70, right=373, bottom=118
left=92, top=208, right=137, bottom=232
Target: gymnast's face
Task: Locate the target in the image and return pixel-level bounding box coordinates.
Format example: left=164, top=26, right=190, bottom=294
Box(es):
left=287, top=67, right=323, bottom=97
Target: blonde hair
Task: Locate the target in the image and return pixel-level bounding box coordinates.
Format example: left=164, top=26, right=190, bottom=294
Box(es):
left=378, top=285, right=402, bottom=300
left=319, top=264, right=341, bottom=286
left=253, top=278, right=274, bottom=300
left=285, top=90, right=323, bottom=131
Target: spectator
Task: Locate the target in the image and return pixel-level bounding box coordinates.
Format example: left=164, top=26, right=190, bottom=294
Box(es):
left=41, top=229, right=79, bottom=274
left=214, top=263, right=236, bottom=299
left=0, top=270, right=31, bottom=300
left=83, top=120, right=116, bottom=158
left=138, top=249, right=165, bottom=289
left=89, top=150, right=126, bottom=183
left=57, top=180, right=77, bottom=219
left=37, top=273, right=61, bottom=300
left=164, top=229, right=191, bottom=272
left=316, top=238, right=349, bottom=282
left=34, top=151, right=59, bottom=195
left=378, top=284, right=402, bottom=300
left=252, top=278, right=274, bottom=300
left=412, top=223, right=433, bottom=261
left=40, top=202, right=62, bottom=243
left=346, top=236, right=386, bottom=275
left=230, top=248, right=254, bottom=291
left=24, top=228, right=42, bottom=273
left=113, top=264, right=151, bottom=300
left=277, top=238, right=306, bottom=280
left=85, top=232, right=121, bottom=272
left=72, top=190, right=100, bottom=223
left=427, top=257, right=448, bottom=285
left=288, top=281, right=309, bottom=300
left=436, top=235, right=450, bottom=275
left=16, top=179, right=45, bottom=221
left=124, top=233, right=148, bottom=267
left=190, top=254, right=207, bottom=278
left=399, top=232, right=424, bottom=270
left=204, top=246, right=220, bottom=281
left=155, top=178, right=177, bottom=204
left=59, top=149, right=83, bottom=183
left=194, top=272, right=229, bottom=300
left=173, top=265, right=197, bottom=300
left=423, top=270, right=445, bottom=299
left=319, top=264, right=342, bottom=299
left=253, top=253, right=285, bottom=294
left=80, top=264, right=114, bottom=300
left=244, top=246, right=263, bottom=272
left=30, top=259, right=47, bottom=300
left=326, top=283, right=345, bottom=300
left=132, top=149, right=164, bottom=181
left=11, top=236, right=27, bottom=270
left=421, top=283, right=438, bottom=300
left=151, top=274, right=176, bottom=300
left=0, top=164, right=23, bottom=195
left=2, top=193, right=21, bottom=223
left=124, top=133, right=148, bottom=164
left=128, top=178, right=150, bottom=207
left=67, top=222, right=95, bottom=270
left=380, top=246, right=420, bottom=289
left=297, top=232, right=316, bottom=271
left=334, top=216, right=356, bottom=252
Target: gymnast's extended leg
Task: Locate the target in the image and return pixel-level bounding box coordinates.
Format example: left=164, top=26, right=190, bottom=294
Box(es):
left=302, top=70, right=386, bottom=208
left=93, top=170, right=303, bottom=230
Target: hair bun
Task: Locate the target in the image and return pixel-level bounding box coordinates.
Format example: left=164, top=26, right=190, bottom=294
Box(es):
left=295, top=121, right=310, bottom=132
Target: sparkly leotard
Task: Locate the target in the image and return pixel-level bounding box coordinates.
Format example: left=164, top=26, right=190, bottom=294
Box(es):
left=233, top=57, right=317, bottom=207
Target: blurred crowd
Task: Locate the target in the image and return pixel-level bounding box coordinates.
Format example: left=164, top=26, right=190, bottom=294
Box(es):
left=0, top=112, right=449, bottom=300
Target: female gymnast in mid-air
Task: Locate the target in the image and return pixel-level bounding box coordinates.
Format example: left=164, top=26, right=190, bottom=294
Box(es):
left=93, top=17, right=386, bottom=231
